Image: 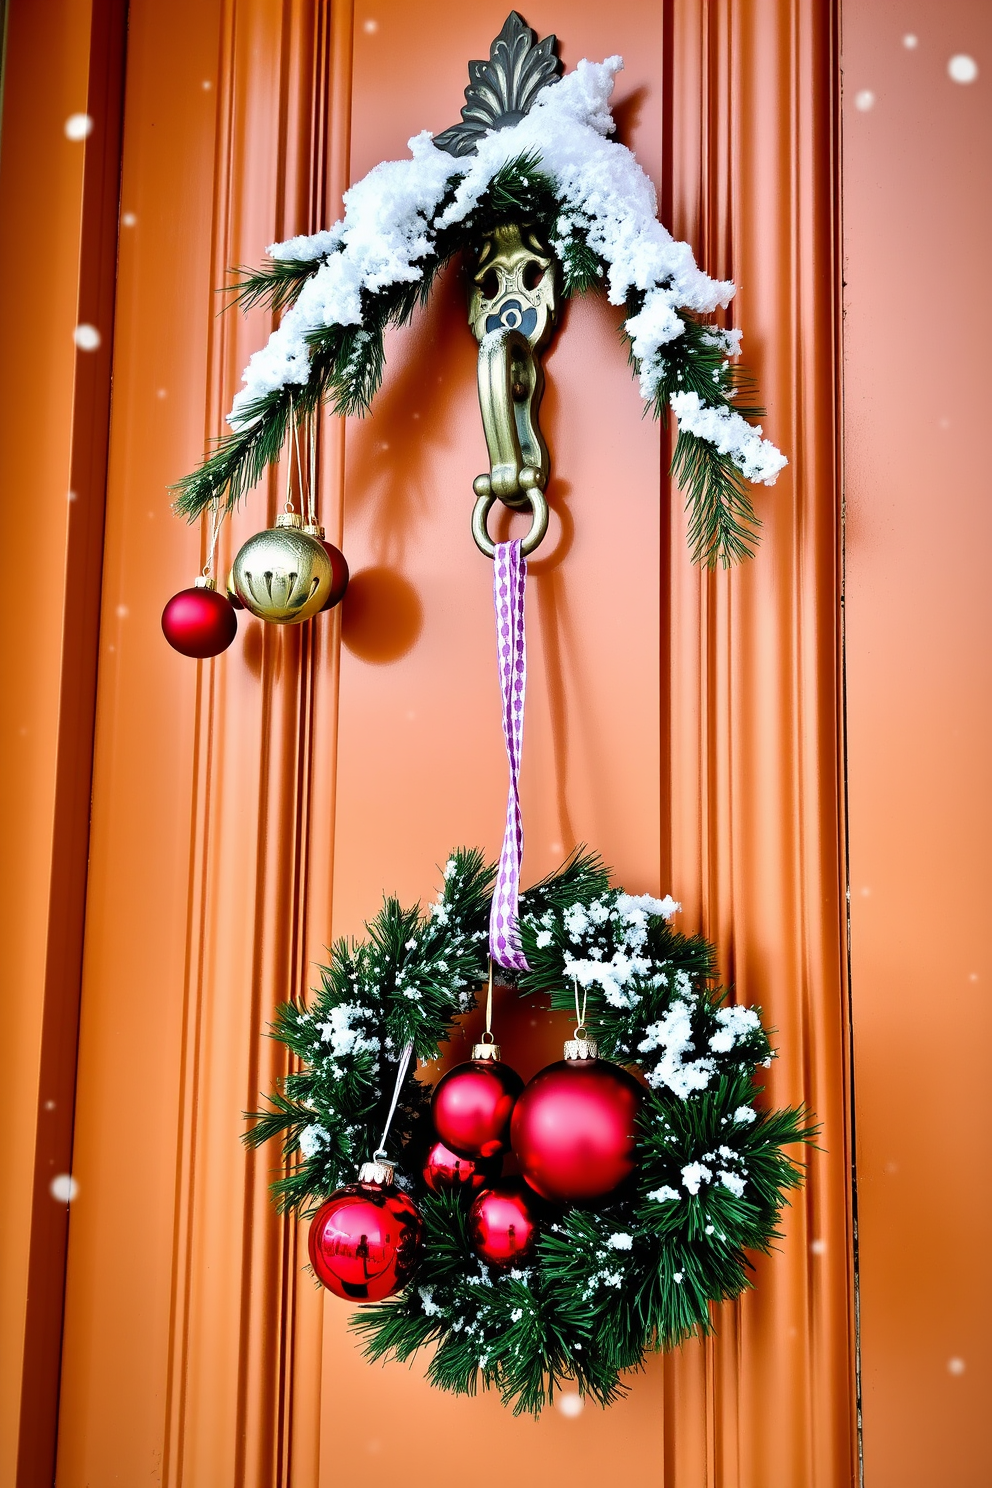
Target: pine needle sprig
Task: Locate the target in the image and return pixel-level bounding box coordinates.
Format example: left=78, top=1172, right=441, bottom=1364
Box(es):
left=224, top=257, right=321, bottom=315
left=672, top=436, right=762, bottom=568
left=243, top=847, right=494, bottom=1213
left=640, top=309, right=766, bottom=567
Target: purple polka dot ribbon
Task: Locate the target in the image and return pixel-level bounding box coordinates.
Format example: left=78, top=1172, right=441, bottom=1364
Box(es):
left=489, top=540, right=530, bottom=972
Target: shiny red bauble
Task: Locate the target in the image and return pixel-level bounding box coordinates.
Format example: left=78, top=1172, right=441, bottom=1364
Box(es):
left=431, top=1055, right=523, bottom=1160
left=469, top=1178, right=540, bottom=1266
left=162, top=583, right=238, bottom=658
left=511, top=1055, right=642, bottom=1204
left=422, top=1139, right=500, bottom=1195
left=308, top=1179, right=423, bottom=1302
left=317, top=539, right=349, bottom=611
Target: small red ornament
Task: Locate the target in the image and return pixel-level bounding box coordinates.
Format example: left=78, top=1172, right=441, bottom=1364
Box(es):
left=162, top=578, right=238, bottom=658
left=511, top=1036, right=642, bottom=1204
left=431, top=1043, right=523, bottom=1159
left=308, top=1160, right=423, bottom=1302
left=304, top=524, right=349, bottom=611
left=422, top=1139, right=500, bottom=1195
left=469, top=1178, right=540, bottom=1266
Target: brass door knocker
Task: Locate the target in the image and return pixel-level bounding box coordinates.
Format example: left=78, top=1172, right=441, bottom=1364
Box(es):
left=468, top=223, right=557, bottom=558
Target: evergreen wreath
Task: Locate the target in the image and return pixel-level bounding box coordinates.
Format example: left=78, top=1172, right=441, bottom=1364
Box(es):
left=174, top=52, right=787, bottom=567
left=247, top=849, right=813, bottom=1415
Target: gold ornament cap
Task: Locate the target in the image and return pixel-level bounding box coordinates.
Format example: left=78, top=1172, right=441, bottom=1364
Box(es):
left=359, top=1158, right=395, bottom=1187
left=472, top=1040, right=502, bottom=1061
left=194, top=575, right=216, bottom=591
left=564, top=1036, right=598, bottom=1062
left=275, top=510, right=304, bottom=529
left=303, top=521, right=326, bottom=539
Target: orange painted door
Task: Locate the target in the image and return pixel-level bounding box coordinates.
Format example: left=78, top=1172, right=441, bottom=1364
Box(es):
left=843, top=4, right=992, bottom=1485
left=1, top=2, right=853, bottom=1485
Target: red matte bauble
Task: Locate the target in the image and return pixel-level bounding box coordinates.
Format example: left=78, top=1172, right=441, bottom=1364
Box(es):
left=308, top=1182, right=423, bottom=1301
left=422, top=1139, right=500, bottom=1195
left=511, top=1058, right=642, bottom=1204
left=162, top=585, right=238, bottom=658
left=318, top=540, right=349, bottom=611
left=469, top=1178, right=540, bottom=1266
left=431, top=1058, right=523, bottom=1159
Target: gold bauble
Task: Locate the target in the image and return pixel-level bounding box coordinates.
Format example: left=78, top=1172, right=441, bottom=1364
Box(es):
left=232, top=512, right=332, bottom=623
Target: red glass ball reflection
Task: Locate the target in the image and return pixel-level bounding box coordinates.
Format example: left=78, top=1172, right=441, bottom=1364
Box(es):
left=318, top=540, right=349, bottom=611
left=431, top=1058, right=523, bottom=1160
left=469, top=1179, right=540, bottom=1266
left=511, top=1058, right=642, bottom=1204
left=162, top=586, right=238, bottom=658
left=422, top=1139, right=500, bottom=1195
left=308, top=1182, right=423, bottom=1301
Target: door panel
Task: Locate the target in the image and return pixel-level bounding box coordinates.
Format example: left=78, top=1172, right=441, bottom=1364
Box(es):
left=0, top=1, right=855, bottom=1484
left=843, top=3, right=992, bottom=1484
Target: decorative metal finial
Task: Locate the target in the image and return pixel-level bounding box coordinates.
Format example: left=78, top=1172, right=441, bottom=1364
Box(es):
left=434, top=12, right=562, bottom=158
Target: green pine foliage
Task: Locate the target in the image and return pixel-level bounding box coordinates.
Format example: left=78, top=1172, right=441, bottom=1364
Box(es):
left=642, top=312, right=767, bottom=565
left=244, top=847, right=494, bottom=1214
left=246, top=847, right=814, bottom=1414
left=224, top=256, right=319, bottom=315
left=173, top=153, right=771, bottom=566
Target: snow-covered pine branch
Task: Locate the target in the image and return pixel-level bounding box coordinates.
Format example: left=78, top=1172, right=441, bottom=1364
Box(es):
left=175, top=54, right=786, bottom=566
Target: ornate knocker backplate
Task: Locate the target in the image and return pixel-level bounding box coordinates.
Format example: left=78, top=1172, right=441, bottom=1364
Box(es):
left=468, top=223, right=558, bottom=557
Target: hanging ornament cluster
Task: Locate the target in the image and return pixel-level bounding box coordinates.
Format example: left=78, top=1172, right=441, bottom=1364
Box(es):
left=163, top=406, right=348, bottom=657
left=248, top=844, right=814, bottom=1415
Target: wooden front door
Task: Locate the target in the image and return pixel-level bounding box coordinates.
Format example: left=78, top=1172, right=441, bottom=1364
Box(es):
left=1, top=3, right=854, bottom=1484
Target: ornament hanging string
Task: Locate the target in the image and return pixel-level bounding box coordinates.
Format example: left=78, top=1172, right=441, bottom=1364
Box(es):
left=372, top=1039, right=415, bottom=1163
left=489, top=540, right=529, bottom=971
left=573, top=976, right=588, bottom=1038
left=284, top=393, right=296, bottom=513
left=202, top=501, right=224, bottom=579
left=291, top=406, right=307, bottom=521
left=479, top=957, right=496, bottom=1046
left=307, top=410, right=317, bottom=528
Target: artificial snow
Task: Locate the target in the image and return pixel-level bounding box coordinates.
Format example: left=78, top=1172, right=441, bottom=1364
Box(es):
left=226, top=57, right=786, bottom=486
left=681, top=1162, right=713, bottom=1195
left=669, top=390, right=788, bottom=486
left=708, top=1003, right=762, bottom=1053
left=638, top=999, right=717, bottom=1097
left=615, top=891, right=680, bottom=923
left=718, top=1170, right=747, bottom=1198
left=317, top=1003, right=380, bottom=1059
left=647, top=1185, right=681, bottom=1203
left=298, top=1123, right=329, bottom=1159
left=565, top=950, right=652, bottom=1009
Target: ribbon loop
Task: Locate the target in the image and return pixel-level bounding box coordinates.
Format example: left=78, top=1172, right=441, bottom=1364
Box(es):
left=489, top=540, right=530, bottom=971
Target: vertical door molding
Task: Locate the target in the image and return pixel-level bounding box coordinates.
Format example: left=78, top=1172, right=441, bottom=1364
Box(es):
left=161, top=3, right=354, bottom=1485
left=664, top=3, right=857, bottom=1485
left=55, top=3, right=352, bottom=1485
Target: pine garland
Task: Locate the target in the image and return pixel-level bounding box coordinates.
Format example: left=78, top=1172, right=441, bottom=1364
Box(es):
left=175, top=153, right=772, bottom=566
left=247, top=849, right=814, bottom=1414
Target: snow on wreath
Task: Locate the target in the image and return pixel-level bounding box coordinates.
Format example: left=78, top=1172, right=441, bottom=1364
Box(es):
left=174, top=39, right=787, bottom=567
